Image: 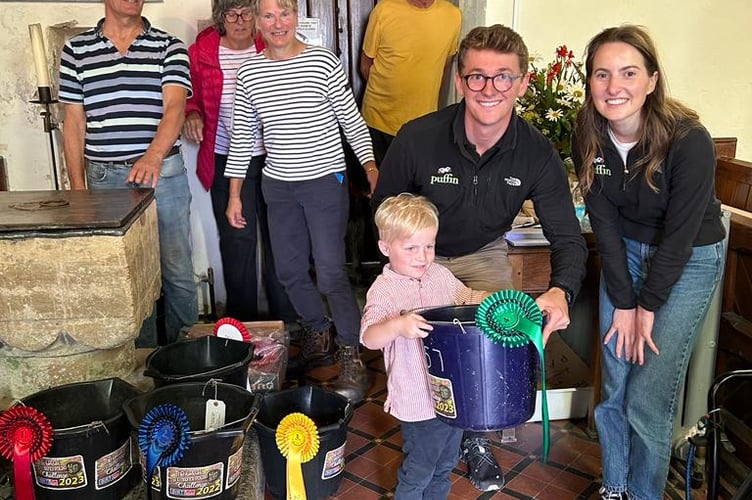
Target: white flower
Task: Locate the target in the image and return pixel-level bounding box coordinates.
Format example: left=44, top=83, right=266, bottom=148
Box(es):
left=545, top=108, right=564, bottom=121
left=567, top=83, right=586, bottom=104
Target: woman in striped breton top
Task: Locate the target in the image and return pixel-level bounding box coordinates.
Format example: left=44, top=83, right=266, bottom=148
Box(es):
left=224, top=0, right=377, bottom=403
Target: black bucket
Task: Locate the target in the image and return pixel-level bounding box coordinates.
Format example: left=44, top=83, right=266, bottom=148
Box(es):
left=19, top=377, right=142, bottom=499
left=254, top=386, right=353, bottom=499
left=144, top=336, right=254, bottom=388
left=421, top=305, right=539, bottom=431
left=122, top=381, right=262, bottom=500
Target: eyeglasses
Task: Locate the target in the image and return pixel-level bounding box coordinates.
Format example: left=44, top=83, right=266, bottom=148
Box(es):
left=462, top=72, right=524, bottom=92
left=224, top=11, right=253, bottom=23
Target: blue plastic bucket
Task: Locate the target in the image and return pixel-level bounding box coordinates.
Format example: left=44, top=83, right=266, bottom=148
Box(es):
left=421, top=305, right=539, bottom=431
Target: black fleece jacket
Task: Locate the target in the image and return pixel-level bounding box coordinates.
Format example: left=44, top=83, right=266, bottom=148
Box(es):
left=374, top=101, right=588, bottom=298
left=573, top=125, right=725, bottom=311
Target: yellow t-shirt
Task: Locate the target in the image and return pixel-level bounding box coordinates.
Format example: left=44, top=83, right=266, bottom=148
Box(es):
left=361, top=0, right=461, bottom=136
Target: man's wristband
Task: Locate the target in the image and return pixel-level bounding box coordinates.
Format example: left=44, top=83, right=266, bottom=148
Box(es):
left=365, top=166, right=378, bottom=173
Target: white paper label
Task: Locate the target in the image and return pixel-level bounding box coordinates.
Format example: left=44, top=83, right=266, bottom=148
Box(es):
left=205, top=399, right=226, bottom=431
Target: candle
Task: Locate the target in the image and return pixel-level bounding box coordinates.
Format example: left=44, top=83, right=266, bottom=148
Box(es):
left=29, top=23, right=50, bottom=88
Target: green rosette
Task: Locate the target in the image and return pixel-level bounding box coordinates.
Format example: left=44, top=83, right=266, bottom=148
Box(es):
left=475, top=290, right=550, bottom=462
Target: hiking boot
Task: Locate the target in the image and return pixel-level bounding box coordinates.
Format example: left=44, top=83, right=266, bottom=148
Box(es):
left=328, top=345, right=370, bottom=404
left=599, top=487, right=629, bottom=500
left=462, top=436, right=504, bottom=491
left=287, top=326, right=337, bottom=375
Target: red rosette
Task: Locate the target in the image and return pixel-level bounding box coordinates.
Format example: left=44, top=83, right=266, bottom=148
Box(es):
left=0, top=405, right=54, bottom=500
left=213, top=317, right=252, bottom=342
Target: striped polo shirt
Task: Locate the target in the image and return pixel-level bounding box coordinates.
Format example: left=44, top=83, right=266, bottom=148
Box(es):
left=225, top=45, right=374, bottom=182
left=59, top=17, right=192, bottom=162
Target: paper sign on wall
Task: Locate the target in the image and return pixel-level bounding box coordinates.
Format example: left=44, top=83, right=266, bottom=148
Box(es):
left=296, top=17, right=323, bottom=47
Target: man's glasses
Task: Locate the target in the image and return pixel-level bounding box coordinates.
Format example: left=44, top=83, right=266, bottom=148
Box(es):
left=224, top=11, right=253, bottom=23
left=462, top=73, right=524, bottom=92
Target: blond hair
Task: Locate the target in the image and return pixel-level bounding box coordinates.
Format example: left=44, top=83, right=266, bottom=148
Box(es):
left=375, top=193, right=439, bottom=243
left=252, top=0, right=297, bottom=16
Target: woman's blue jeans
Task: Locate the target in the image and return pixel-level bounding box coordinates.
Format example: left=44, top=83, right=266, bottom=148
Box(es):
left=86, top=153, right=198, bottom=344
left=595, top=237, right=725, bottom=500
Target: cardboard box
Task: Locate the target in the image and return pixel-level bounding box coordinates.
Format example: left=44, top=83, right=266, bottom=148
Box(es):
left=187, top=320, right=287, bottom=344
left=187, top=321, right=289, bottom=392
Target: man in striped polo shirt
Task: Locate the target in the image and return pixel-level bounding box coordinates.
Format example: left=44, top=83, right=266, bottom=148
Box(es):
left=59, top=0, right=198, bottom=346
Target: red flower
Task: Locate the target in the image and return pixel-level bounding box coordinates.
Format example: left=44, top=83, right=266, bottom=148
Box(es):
left=557, top=45, right=569, bottom=57
left=551, top=62, right=562, bottom=76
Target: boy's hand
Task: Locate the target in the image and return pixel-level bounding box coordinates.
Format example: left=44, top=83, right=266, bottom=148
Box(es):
left=398, top=312, right=433, bottom=339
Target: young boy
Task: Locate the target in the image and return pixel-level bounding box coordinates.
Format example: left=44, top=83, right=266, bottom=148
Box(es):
left=361, top=193, right=488, bottom=499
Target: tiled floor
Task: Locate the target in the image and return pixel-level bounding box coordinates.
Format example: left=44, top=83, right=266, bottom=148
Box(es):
left=273, top=348, right=709, bottom=500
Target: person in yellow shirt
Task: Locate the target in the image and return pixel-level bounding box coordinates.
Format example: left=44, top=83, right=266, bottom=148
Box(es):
left=360, top=0, right=461, bottom=163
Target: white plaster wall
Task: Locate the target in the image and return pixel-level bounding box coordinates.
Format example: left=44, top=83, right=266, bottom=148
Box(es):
left=486, top=0, right=752, bottom=161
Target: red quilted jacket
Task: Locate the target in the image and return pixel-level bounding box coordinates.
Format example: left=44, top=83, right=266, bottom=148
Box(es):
left=185, top=26, right=264, bottom=190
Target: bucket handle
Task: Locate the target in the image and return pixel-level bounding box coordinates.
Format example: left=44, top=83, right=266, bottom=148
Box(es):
left=190, top=392, right=263, bottom=437
left=452, top=318, right=468, bottom=335
left=243, top=393, right=263, bottom=433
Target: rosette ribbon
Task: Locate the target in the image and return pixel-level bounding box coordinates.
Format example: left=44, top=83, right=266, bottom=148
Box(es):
left=275, top=412, right=320, bottom=500
left=475, top=289, right=550, bottom=462
left=0, top=405, right=54, bottom=500
left=138, top=403, right=192, bottom=500
left=213, top=317, right=252, bottom=342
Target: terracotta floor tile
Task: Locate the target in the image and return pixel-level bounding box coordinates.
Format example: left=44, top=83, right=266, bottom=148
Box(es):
left=345, top=454, right=382, bottom=480
left=504, top=472, right=546, bottom=497
left=332, top=480, right=386, bottom=499
left=359, top=442, right=402, bottom=468
left=553, top=468, right=593, bottom=495
left=536, top=483, right=581, bottom=499
left=516, top=459, right=564, bottom=483
left=448, top=475, right=477, bottom=497
left=345, top=431, right=373, bottom=456
left=569, top=453, right=602, bottom=476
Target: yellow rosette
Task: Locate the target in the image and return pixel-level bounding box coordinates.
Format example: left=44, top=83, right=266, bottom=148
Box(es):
left=275, top=412, right=320, bottom=500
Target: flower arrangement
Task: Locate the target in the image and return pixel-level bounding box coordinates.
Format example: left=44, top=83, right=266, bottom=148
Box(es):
left=517, top=45, right=585, bottom=172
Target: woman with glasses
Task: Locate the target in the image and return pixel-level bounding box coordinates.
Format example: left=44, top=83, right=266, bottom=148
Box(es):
left=573, top=25, right=726, bottom=500
left=223, top=0, right=377, bottom=403
left=183, top=0, right=296, bottom=323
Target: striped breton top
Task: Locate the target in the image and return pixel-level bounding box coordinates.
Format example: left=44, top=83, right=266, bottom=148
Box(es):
left=225, top=45, right=374, bottom=182
left=58, top=17, right=191, bottom=162
left=215, top=45, right=263, bottom=157
left=360, top=263, right=484, bottom=422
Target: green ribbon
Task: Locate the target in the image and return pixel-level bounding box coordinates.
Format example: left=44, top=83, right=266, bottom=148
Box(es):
left=475, top=290, right=550, bottom=462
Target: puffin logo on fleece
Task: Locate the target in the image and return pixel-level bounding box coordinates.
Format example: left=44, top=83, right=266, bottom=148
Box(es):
left=593, top=156, right=612, bottom=176
left=430, top=166, right=459, bottom=185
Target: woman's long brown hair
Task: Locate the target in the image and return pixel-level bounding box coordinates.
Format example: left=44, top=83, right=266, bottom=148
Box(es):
left=575, top=25, right=700, bottom=194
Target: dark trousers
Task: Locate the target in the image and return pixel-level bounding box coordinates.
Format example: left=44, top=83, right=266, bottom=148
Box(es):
left=210, top=154, right=296, bottom=322
left=262, top=173, right=361, bottom=346
left=396, top=418, right=464, bottom=499
left=368, top=127, right=395, bottom=166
